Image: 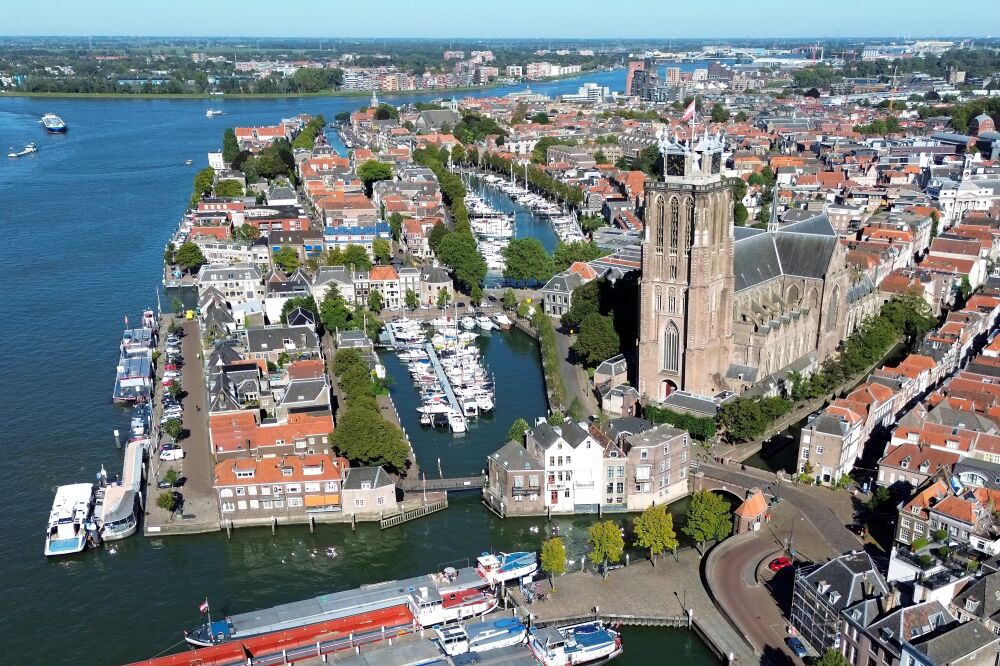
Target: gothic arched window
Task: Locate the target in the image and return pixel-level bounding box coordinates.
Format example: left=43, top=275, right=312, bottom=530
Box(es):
left=663, top=321, right=680, bottom=373
left=669, top=197, right=679, bottom=253
left=685, top=198, right=696, bottom=247
left=655, top=197, right=665, bottom=254
left=668, top=288, right=677, bottom=314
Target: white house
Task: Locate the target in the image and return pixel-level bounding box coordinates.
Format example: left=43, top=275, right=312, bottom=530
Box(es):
left=526, top=420, right=604, bottom=512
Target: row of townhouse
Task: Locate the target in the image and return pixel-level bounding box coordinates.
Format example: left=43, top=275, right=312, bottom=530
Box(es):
left=483, top=419, right=691, bottom=517
left=791, top=550, right=1000, bottom=666
left=797, top=280, right=1000, bottom=486
left=311, top=264, right=452, bottom=310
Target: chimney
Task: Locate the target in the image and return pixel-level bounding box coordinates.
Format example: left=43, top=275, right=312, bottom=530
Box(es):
left=879, top=588, right=899, bottom=614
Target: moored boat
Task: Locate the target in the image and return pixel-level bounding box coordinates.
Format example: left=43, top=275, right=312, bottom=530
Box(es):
left=183, top=555, right=528, bottom=647
left=45, top=483, right=95, bottom=557
left=436, top=616, right=528, bottom=656
left=528, top=620, right=623, bottom=665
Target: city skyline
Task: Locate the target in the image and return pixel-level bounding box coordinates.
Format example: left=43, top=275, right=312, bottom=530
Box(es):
left=4, top=0, right=999, bottom=40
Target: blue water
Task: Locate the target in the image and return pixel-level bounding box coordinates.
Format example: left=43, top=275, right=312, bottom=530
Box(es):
left=0, top=66, right=710, bottom=665
left=469, top=173, right=560, bottom=254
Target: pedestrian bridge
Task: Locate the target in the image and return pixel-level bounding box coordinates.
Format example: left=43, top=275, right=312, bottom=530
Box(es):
left=398, top=475, right=486, bottom=493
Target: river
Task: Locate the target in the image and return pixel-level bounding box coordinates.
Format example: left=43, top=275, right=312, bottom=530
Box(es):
left=0, top=68, right=713, bottom=664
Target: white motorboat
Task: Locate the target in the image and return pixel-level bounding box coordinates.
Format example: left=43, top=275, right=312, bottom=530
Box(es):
left=528, top=621, right=623, bottom=666
left=492, top=312, right=513, bottom=329
left=475, top=315, right=494, bottom=331
left=460, top=316, right=477, bottom=330
left=8, top=142, right=38, bottom=158
left=205, top=109, right=224, bottom=117
left=45, top=483, right=94, bottom=557
left=436, top=617, right=528, bottom=656
left=449, top=410, right=467, bottom=433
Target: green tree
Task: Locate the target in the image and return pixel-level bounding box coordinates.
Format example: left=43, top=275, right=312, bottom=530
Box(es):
left=162, top=418, right=184, bottom=441
left=561, top=280, right=601, bottom=331
left=233, top=223, right=260, bottom=243
left=502, top=288, right=518, bottom=311
left=331, top=404, right=409, bottom=471
left=437, top=231, right=487, bottom=293
left=174, top=242, right=206, bottom=273
left=214, top=179, right=244, bottom=198
left=734, top=110, right=749, bottom=122
left=633, top=504, right=679, bottom=565
left=404, top=289, right=419, bottom=310
left=280, top=295, right=318, bottom=324
left=356, top=160, right=393, bottom=197
left=506, top=418, right=530, bottom=443
left=436, top=288, right=452, bottom=308
left=593, top=150, right=607, bottom=164
left=163, top=243, right=175, bottom=265
left=341, top=245, right=372, bottom=271
left=320, top=287, right=353, bottom=332
left=163, top=467, right=179, bottom=485
left=272, top=246, right=300, bottom=273
left=814, top=649, right=850, bottom=666
left=502, top=238, right=555, bottom=284
left=567, top=397, right=586, bottom=422
left=572, top=314, right=620, bottom=366
left=222, top=128, right=240, bottom=165
left=387, top=212, right=404, bottom=240
left=531, top=112, right=550, bottom=125
left=373, top=238, right=392, bottom=264
left=191, top=167, right=215, bottom=203
left=156, top=491, right=176, bottom=512
left=428, top=222, right=449, bottom=252
left=588, top=521, right=625, bottom=578
left=710, top=103, right=730, bottom=123
left=553, top=239, right=605, bottom=272
left=540, top=537, right=567, bottom=589
left=368, top=289, right=383, bottom=312
left=683, top=491, right=733, bottom=553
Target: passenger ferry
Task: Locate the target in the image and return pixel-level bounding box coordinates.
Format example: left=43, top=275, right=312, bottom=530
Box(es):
left=41, top=113, right=67, bottom=132
left=44, top=483, right=95, bottom=557
left=184, top=552, right=534, bottom=647
left=528, top=621, right=623, bottom=665
left=92, top=437, right=146, bottom=541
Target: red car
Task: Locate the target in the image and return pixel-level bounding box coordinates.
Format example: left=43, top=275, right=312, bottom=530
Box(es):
left=768, top=556, right=793, bottom=573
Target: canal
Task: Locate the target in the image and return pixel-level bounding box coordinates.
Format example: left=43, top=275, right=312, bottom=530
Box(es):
left=1, top=70, right=713, bottom=665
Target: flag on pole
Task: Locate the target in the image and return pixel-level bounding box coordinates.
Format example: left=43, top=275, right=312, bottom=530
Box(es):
left=199, top=599, right=210, bottom=614
left=681, top=98, right=697, bottom=122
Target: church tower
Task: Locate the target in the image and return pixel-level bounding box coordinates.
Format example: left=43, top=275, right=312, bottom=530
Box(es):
left=637, top=129, right=735, bottom=401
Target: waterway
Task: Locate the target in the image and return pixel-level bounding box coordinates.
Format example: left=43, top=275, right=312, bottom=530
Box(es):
left=1, top=68, right=711, bottom=665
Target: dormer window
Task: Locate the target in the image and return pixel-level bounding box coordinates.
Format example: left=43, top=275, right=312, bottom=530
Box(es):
left=911, top=506, right=920, bottom=515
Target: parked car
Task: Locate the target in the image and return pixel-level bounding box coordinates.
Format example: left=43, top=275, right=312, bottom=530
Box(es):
left=768, top=556, right=793, bottom=573
left=786, top=637, right=807, bottom=658
left=162, top=371, right=180, bottom=379
left=156, top=479, right=173, bottom=489
left=159, top=448, right=185, bottom=461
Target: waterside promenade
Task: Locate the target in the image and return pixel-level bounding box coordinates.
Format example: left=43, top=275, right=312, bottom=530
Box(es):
left=511, top=548, right=756, bottom=664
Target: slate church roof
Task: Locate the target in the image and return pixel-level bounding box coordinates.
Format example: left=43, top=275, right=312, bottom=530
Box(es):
left=733, top=214, right=838, bottom=291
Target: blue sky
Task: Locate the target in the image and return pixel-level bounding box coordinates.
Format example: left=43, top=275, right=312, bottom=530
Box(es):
left=4, top=0, right=997, bottom=39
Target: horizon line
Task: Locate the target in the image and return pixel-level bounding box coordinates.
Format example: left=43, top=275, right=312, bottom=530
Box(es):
left=1, top=33, right=995, bottom=41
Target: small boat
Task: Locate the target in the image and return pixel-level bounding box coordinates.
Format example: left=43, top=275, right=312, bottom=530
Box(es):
left=185, top=159, right=193, bottom=165
left=460, top=316, right=477, bottom=330
left=492, top=312, right=513, bottom=330
left=475, top=315, right=494, bottom=331
left=528, top=620, right=623, bottom=666
left=8, top=142, right=37, bottom=158
left=41, top=113, right=67, bottom=133
left=45, top=483, right=95, bottom=557
left=436, top=617, right=528, bottom=656
left=450, top=411, right=467, bottom=433
left=205, top=109, right=224, bottom=117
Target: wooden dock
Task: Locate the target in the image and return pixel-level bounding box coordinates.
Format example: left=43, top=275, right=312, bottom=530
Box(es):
left=531, top=612, right=689, bottom=628
left=379, top=497, right=448, bottom=529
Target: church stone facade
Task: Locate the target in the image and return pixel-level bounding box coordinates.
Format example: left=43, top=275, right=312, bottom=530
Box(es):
left=638, top=130, right=859, bottom=402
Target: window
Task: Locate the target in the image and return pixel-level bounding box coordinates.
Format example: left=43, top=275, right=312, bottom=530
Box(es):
left=607, top=483, right=614, bottom=494
left=616, top=482, right=624, bottom=494
left=281, top=468, right=293, bottom=477
left=566, top=456, right=571, bottom=465
left=263, top=500, right=273, bottom=510
left=260, top=486, right=271, bottom=496
left=355, top=498, right=365, bottom=507
left=304, top=482, right=320, bottom=493
left=549, top=456, right=555, bottom=466
left=607, top=467, right=614, bottom=479
left=221, top=502, right=235, bottom=513
left=900, top=529, right=910, bottom=541
left=236, top=487, right=245, bottom=496
left=237, top=501, right=247, bottom=510
left=681, top=451, right=687, bottom=463
left=288, top=497, right=303, bottom=508
left=802, top=447, right=810, bottom=460
left=816, top=446, right=824, bottom=455
left=249, top=500, right=259, bottom=510
left=669, top=197, right=679, bottom=251
left=324, top=481, right=338, bottom=492
left=275, top=499, right=284, bottom=508
left=655, top=197, right=665, bottom=253
left=377, top=496, right=385, bottom=505
left=248, top=486, right=257, bottom=496
left=564, top=489, right=570, bottom=498
left=235, top=470, right=254, bottom=479
left=220, top=488, right=233, bottom=498
left=640, top=449, right=648, bottom=460
left=901, top=518, right=911, bottom=529
left=663, top=322, right=680, bottom=373
left=617, top=466, right=625, bottom=478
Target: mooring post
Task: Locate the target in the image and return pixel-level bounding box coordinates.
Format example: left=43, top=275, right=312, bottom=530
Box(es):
left=271, top=516, right=276, bottom=536
left=309, top=515, right=315, bottom=534
left=226, top=520, right=232, bottom=539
